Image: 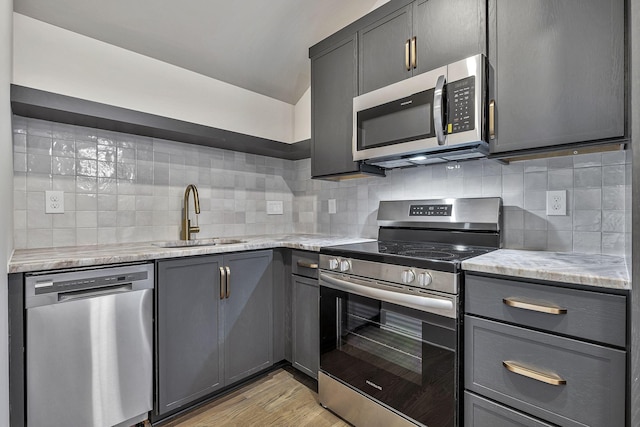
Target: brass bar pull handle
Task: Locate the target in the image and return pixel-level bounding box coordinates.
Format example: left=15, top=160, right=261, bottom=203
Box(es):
left=405, top=39, right=411, bottom=71
left=410, top=37, right=417, bottom=69
left=219, top=267, right=226, bottom=300
left=297, top=260, right=318, bottom=269
left=225, top=266, right=231, bottom=298
left=503, top=361, right=566, bottom=386
left=503, top=297, right=567, bottom=315
left=489, top=99, right=496, bottom=140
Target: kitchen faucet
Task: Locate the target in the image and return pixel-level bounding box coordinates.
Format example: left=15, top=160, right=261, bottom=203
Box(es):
left=181, top=184, right=201, bottom=240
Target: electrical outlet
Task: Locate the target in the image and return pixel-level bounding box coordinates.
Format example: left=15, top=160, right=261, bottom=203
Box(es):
left=546, top=190, right=567, bottom=216
left=45, top=191, right=65, bottom=214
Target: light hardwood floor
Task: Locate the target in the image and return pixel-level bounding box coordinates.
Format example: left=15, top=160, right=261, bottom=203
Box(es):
left=161, top=369, right=350, bottom=427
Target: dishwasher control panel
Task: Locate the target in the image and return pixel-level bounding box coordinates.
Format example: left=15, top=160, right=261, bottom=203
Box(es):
left=33, top=271, right=148, bottom=295
left=25, top=263, right=154, bottom=308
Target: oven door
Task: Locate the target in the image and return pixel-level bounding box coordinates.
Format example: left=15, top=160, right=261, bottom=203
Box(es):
left=319, top=272, right=458, bottom=427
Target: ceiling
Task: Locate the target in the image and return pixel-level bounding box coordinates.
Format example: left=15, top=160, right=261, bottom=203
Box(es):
left=13, top=0, right=381, bottom=105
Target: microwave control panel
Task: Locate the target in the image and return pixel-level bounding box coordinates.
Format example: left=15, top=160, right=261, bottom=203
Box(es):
left=448, top=76, right=475, bottom=134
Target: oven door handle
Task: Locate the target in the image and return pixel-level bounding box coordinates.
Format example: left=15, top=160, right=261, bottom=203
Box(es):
left=320, top=272, right=455, bottom=318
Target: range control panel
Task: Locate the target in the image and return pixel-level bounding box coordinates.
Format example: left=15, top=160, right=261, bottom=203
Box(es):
left=448, top=76, right=475, bottom=134
left=409, top=204, right=452, bottom=217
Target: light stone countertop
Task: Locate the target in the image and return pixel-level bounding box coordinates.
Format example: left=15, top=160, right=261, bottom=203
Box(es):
left=8, top=234, right=375, bottom=274
left=461, top=249, right=630, bottom=290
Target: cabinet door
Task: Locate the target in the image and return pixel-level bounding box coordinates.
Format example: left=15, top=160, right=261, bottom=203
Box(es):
left=489, top=0, right=624, bottom=154
left=292, top=275, right=319, bottom=379
left=311, top=35, right=359, bottom=178
left=223, top=250, right=273, bottom=384
left=358, top=5, right=413, bottom=94
left=412, top=0, right=486, bottom=75
left=156, top=256, right=224, bottom=417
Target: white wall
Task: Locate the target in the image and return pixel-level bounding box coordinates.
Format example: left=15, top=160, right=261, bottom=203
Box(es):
left=291, top=0, right=391, bottom=142
left=294, top=87, right=311, bottom=141
left=1, top=0, right=13, bottom=424
left=12, top=13, right=296, bottom=143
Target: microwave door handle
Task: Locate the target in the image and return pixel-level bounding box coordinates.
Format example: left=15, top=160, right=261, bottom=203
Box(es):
left=434, top=74, right=446, bottom=146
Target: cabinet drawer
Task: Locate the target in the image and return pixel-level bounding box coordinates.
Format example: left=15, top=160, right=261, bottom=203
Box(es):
left=464, top=392, right=553, bottom=427
left=465, top=274, right=626, bottom=347
left=465, top=316, right=626, bottom=427
left=292, top=250, right=319, bottom=279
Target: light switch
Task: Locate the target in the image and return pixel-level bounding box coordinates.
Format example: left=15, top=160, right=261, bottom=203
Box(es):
left=267, top=200, right=283, bottom=215
left=328, top=199, right=337, bottom=214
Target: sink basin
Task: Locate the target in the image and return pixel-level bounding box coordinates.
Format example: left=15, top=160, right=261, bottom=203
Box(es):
left=154, top=238, right=247, bottom=248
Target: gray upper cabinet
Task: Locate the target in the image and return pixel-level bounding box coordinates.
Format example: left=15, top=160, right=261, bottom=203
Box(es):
left=309, top=0, right=487, bottom=179
left=359, top=0, right=486, bottom=94
left=311, top=35, right=358, bottom=178
left=223, top=250, right=273, bottom=384
left=358, top=5, right=413, bottom=94
left=488, top=0, right=625, bottom=155
left=310, top=34, right=384, bottom=179
left=412, top=0, right=486, bottom=75
left=156, top=255, right=224, bottom=418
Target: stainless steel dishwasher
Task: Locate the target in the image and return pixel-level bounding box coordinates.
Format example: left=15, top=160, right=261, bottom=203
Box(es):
left=25, top=262, right=154, bottom=427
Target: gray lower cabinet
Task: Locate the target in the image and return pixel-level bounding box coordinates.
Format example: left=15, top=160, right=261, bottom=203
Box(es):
left=464, top=273, right=627, bottom=427
left=223, top=251, right=273, bottom=384
left=156, top=255, right=224, bottom=418
left=464, top=392, right=554, bottom=427
left=291, top=250, right=320, bottom=379
left=488, top=0, right=625, bottom=155
left=156, top=250, right=273, bottom=419
left=292, top=275, right=319, bottom=379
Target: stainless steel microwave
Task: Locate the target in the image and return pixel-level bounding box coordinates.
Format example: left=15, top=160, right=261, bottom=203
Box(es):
left=353, top=54, right=489, bottom=168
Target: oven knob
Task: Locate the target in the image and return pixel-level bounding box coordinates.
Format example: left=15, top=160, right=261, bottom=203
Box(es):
left=328, top=258, right=339, bottom=270
left=401, top=269, right=416, bottom=284
left=339, top=260, right=351, bottom=272
left=418, top=272, right=432, bottom=287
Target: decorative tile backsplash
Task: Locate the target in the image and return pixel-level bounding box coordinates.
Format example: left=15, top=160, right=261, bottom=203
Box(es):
left=13, top=116, right=630, bottom=255
left=13, top=117, right=296, bottom=248
left=292, top=152, right=630, bottom=256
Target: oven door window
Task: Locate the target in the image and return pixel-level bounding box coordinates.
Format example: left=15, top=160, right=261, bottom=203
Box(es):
left=356, top=88, right=435, bottom=150
left=320, top=286, right=457, bottom=427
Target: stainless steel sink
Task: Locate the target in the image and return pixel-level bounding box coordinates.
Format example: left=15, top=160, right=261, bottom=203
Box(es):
left=154, top=238, right=247, bottom=248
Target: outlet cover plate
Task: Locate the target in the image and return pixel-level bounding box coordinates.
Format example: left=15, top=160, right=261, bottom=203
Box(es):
left=45, top=191, right=64, bottom=214
left=546, top=190, right=567, bottom=216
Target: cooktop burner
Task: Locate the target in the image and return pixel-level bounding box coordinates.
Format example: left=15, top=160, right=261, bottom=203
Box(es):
left=376, top=241, right=488, bottom=260
left=320, top=240, right=496, bottom=273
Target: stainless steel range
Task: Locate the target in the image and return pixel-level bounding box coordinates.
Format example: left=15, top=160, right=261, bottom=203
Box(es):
left=318, top=197, right=502, bottom=427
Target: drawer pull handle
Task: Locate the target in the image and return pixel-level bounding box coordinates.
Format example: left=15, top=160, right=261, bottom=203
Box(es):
left=503, top=361, right=566, bottom=386
left=503, top=298, right=567, bottom=315
left=297, top=260, right=318, bottom=269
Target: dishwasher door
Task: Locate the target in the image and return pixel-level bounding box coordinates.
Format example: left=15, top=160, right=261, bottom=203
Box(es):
left=25, top=263, right=154, bottom=427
